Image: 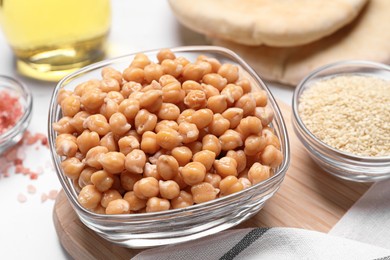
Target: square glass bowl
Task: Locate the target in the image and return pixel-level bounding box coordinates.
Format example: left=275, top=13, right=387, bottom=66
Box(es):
left=292, top=60, right=390, bottom=182
left=48, top=46, right=290, bottom=248
left=0, top=75, right=33, bottom=154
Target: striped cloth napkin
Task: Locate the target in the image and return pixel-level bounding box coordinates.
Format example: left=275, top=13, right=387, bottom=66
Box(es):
left=133, top=227, right=390, bottom=260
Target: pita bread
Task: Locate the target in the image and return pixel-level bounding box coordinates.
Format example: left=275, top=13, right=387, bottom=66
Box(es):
left=169, top=0, right=367, bottom=47
left=211, top=0, right=390, bottom=86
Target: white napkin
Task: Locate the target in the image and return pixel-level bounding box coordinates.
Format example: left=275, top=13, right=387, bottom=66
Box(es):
left=133, top=227, right=390, bottom=260
left=330, top=178, right=390, bottom=250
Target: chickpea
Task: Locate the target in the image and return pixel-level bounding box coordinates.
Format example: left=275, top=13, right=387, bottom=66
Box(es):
left=101, top=67, right=123, bottom=85
left=91, top=170, right=114, bottom=192
left=201, top=83, right=220, bottom=98
left=162, top=82, right=185, bottom=104
left=177, top=108, right=195, bottom=124
left=134, top=109, right=157, bottom=135
left=180, top=162, right=206, bottom=186
left=140, top=131, right=160, bottom=154
left=155, top=120, right=179, bottom=133
left=214, top=157, right=238, bottom=178
left=202, top=73, right=227, bottom=91
left=157, top=103, right=180, bottom=120
left=197, top=55, right=221, bottom=72
left=190, top=108, right=213, bottom=129
left=108, top=112, right=131, bottom=136
left=130, top=53, right=151, bottom=69
left=226, top=150, right=247, bottom=173
left=118, top=98, right=140, bottom=122
left=61, top=95, right=80, bottom=117
left=248, top=162, right=271, bottom=184
left=99, top=151, right=126, bottom=174
left=204, top=173, right=221, bottom=188
left=78, top=167, right=95, bottom=188
left=120, top=171, right=142, bottom=191
left=219, top=130, right=243, bottom=151
left=182, top=63, right=204, bottom=82
left=156, top=128, right=182, bottom=150
left=202, top=134, right=221, bottom=157
left=235, top=78, right=252, bottom=94
left=262, top=128, right=281, bottom=149
left=76, top=130, right=100, bottom=154
left=106, top=91, right=124, bottom=104
left=133, top=177, right=159, bottom=199
left=101, top=189, right=122, bottom=208
left=125, top=149, right=146, bottom=174
left=55, top=136, right=78, bottom=158
left=161, top=59, right=183, bottom=78
left=57, top=89, right=72, bottom=104
left=196, top=60, right=213, bottom=75
left=260, top=145, right=283, bottom=168
left=222, top=108, right=244, bottom=129
left=85, top=146, right=108, bottom=170
left=80, top=88, right=106, bottom=112
left=186, top=141, right=203, bottom=155
left=178, top=122, right=199, bottom=144
left=143, top=162, right=161, bottom=180
left=156, top=48, right=176, bottom=63
left=221, top=84, right=243, bottom=105
left=174, top=56, right=191, bottom=67
left=106, top=199, right=131, bottom=214
left=146, top=197, right=170, bottom=213
left=219, top=176, right=244, bottom=196
left=236, top=116, right=263, bottom=140
left=123, top=191, right=147, bottom=211
left=208, top=113, right=230, bottom=137
left=156, top=155, right=179, bottom=180
left=207, top=95, right=228, bottom=114
left=84, top=114, right=111, bottom=136
left=238, top=177, right=252, bottom=189
left=218, top=63, right=239, bottom=83
left=144, top=63, right=164, bottom=83
left=171, top=190, right=193, bottom=209
left=99, top=132, right=117, bottom=152
left=254, top=106, right=274, bottom=127
left=159, top=180, right=180, bottom=200
left=61, top=157, right=84, bottom=180
left=74, top=79, right=101, bottom=97
left=121, top=82, right=143, bottom=98
left=148, top=149, right=169, bottom=165
left=235, top=93, right=256, bottom=116
left=100, top=77, right=120, bottom=93
left=122, top=67, right=144, bottom=83
left=191, top=182, right=219, bottom=204
left=182, top=80, right=202, bottom=94
left=192, top=150, right=216, bottom=171
left=78, top=185, right=102, bottom=210
left=244, top=135, right=267, bottom=156
left=184, top=90, right=207, bottom=109
left=53, top=116, right=75, bottom=134
left=118, top=135, right=140, bottom=155
left=69, top=111, right=90, bottom=133
left=139, top=89, right=163, bottom=112
left=172, top=171, right=188, bottom=190
left=171, top=146, right=192, bottom=166
left=100, top=98, right=119, bottom=120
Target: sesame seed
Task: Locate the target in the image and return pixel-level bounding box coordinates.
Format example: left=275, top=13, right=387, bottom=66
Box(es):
left=298, top=75, right=390, bottom=157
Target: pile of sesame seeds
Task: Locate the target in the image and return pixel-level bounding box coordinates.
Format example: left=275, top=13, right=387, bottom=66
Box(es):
left=298, top=74, right=390, bottom=157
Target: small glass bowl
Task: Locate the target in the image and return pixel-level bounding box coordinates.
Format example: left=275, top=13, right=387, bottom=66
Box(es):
left=292, top=60, right=390, bottom=182
left=0, top=75, right=33, bottom=154
left=48, top=46, right=290, bottom=248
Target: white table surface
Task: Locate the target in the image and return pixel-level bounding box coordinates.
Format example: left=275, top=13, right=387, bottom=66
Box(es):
left=0, top=1, right=293, bottom=259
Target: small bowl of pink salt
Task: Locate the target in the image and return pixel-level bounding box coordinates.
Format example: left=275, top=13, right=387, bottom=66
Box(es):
left=0, top=75, right=33, bottom=154
left=292, top=60, right=390, bottom=182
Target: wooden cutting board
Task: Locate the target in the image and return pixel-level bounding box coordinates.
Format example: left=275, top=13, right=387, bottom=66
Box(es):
left=53, top=101, right=371, bottom=259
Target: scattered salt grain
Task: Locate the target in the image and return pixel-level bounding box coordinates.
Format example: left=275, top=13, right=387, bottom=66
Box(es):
left=17, top=193, right=27, bottom=203
left=27, top=184, right=36, bottom=194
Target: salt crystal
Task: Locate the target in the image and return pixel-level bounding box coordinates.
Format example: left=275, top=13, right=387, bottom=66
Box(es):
left=17, top=193, right=27, bottom=203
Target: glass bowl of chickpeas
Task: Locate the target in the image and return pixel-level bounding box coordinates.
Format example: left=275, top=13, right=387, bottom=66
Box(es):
left=48, top=46, right=290, bottom=248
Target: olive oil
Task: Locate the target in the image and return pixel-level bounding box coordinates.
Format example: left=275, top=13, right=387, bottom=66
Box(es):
left=0, top=0, right=111, bottom=81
